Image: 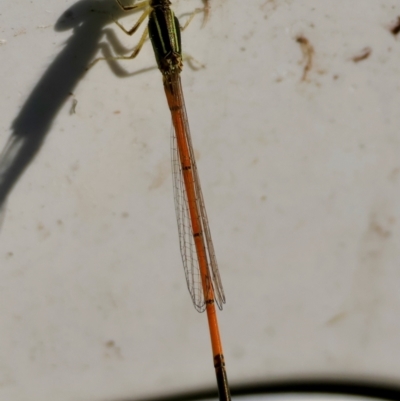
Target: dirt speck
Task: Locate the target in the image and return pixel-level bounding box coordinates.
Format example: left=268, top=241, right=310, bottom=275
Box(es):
left=326, top=311, right=347, bottom=326
left=351, top=47, right=371, bottom=63
left=70, top=161, right=80, bottom=172
left=370, top=221, right=391, bottom=239
left=390, top=16, right=400, bottom=35
left=69, top=96, right=78, bottom=115
left=13, top=29, right=26, bottom=37
left=296, top=35, right=314, bottom=81
left=104, top=340, right=122, bottom=359
left=149, top=160, right=169, bottom=190
left=388, top=167, right=400, bottom=182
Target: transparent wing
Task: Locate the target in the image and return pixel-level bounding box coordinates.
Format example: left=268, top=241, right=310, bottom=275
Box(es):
left=171, top=124, right=225, bottom=312
left=184, top=123, right=226, bottom=310
left=171, top=127, right=205, bottom=312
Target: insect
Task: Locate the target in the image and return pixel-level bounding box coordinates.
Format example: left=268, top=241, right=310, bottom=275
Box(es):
left=90, top=1, right=231, bottom=399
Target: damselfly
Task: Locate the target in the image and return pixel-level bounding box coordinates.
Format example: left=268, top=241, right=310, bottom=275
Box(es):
left=91, top=2, right=231, bottom=399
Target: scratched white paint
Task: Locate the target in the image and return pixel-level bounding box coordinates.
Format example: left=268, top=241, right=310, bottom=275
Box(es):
left=1, top=0, right=400, bottom=400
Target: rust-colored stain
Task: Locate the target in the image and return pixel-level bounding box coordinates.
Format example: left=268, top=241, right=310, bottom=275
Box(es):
left=352, top=47, right=371, bottom=63
left=296, top=35, right=314, bottom=81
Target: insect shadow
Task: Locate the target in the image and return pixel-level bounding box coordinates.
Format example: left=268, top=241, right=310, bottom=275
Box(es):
left=0, top=0, right=154, bottom=219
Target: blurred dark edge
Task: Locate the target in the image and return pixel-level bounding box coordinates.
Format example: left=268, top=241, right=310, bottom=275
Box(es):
left=122, top=378, right=400, bottom=401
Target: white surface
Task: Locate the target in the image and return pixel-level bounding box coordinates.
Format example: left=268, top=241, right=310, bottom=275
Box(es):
left=1, top=0, right=400, bottom=400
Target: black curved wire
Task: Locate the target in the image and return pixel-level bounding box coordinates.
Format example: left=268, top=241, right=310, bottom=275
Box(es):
left=120, top=378, right=400, bottom=401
